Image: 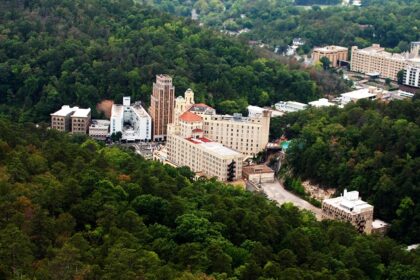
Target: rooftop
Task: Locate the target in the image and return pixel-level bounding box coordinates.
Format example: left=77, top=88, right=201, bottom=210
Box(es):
left=179, top=111, right=203, bottom=122
left=372, top=219, right=389, bottom=229
left=355, top=44, right=408, bottom=60
left=189, top=103, right=215, bottom=113
left=308, top=98, right=335, bottom=107
left=111, top=104, right=124, bottom=118
left=323, top=190, right=373, bottom=214
left=341, top=88, right=378, bottom=100
left=72, top=108, right=91, bottom=118
left=51, top=105, right=78, bottom=117
left=132, top=102, right=151, bottom=118
left=243, top=164, right=274, bottom=175
left=90, top=119, right=110, bottom=128
left=314, top=45, right=348, bottom=52
left=186, top=137, right=242, bottom=157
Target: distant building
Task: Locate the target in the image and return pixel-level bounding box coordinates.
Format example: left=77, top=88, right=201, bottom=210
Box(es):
left=167, top=112, right=244, bottom=182
left=340, top=87, right=383, bottom=105
left=350, top=43, right=420, bottom=81
left=312, top=45, right=348, bottom=67
left=275, top=101, right=308, bottom=113
left=149, top=74, right=175, bottom=141
left=247, top=105, right=284, bottom=118
left=71, top=108, right=91, bottom=134
left=308, top=98, right=336, bottom=108
left=51, top=105, right=78, bottom=132
left=322, top=189, right=374, bottom=234
left=51, top=105, right=91, bottom=134
left=110, top=97, right=151, bottom=141
left=89, top=119, right=110, bottom=140
left=403, top=65, right=420, bottom=88
left=242, top=164, right=275, bottom=184
left=371, top=219, right=390, bottom=236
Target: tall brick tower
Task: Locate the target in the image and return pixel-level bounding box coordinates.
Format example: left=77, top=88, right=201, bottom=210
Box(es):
left=149, top=74, right=175, bottom=141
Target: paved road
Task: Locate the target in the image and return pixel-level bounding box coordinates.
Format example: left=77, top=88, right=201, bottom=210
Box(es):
left=261, top=180, right=323, bottom=220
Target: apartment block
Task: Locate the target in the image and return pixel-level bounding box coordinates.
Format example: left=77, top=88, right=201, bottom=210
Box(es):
left=350, top=44, right=409, bottom=80
left=171, top=91, right=270, bottom=157
left=167, top=112, right=244, bottom=181
left=312, top=45, right=348, bottom=67
left=110, top=97, right=151, bottom=141
left=201, top=112, right=270, bottom=157
left=71, top=108, right=91, bottom=134
left=51, top=105, right=78, bottom=132
left=149, top=74, right=175, bottom=141
left=322, top=190, right=374, bottom=234
left=403, top=65, right=420, bottom=88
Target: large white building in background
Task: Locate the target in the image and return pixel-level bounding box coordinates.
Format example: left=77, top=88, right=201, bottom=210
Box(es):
left=110, top=97, right=152, bottom=141
left=275, top=101, right=308, bottom=113
left=403, top=64, right=420, bottom=88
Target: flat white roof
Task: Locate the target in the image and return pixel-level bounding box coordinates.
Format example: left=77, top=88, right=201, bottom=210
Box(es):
left=341, top=88, right=377, bottom=100
left=90, top=119, right=110, bottom=129
left=309, top=98, right=335, bottom=107
left=372, top=219, right=389, bottom=229
left=314, top=45, right=348, bottom=52
left=72, top=108, right=91, bottom=118
left=132, top=103, right=151, bottom=118
left=111, top=104, right=124, bottom=118
left=324, top=190, right=373, bottom=214
left=188, top=138, right=242, bottom=157
left=51, top=105, right=78, bottom=117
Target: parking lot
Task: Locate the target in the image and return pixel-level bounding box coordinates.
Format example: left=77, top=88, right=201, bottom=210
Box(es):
left=119, top=141, right=160, bottom=159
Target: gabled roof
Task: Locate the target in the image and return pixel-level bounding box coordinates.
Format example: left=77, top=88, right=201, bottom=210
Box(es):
left=179, top=111, right=202, bottom=122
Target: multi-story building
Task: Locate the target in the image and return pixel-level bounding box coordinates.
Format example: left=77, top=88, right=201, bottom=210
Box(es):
left=403, top=65, right=420, bottom=88
left=110, top=97, right=151, bottom=141
left=200, top=112, right=271, bottom=157
left=275, top=101, right=308, bottom=113
left=174, top=88, right=195, bottom=123
left=312, top=45, right=348, bottom=67
left=167, top=112, right=244, bottom=181
left=89, top=119, right=110, bottom=140
left=350, top=44, right=409, bottom=81
left=322, top=189, right=374, bottom=234
left=149, top=74, right=175, bottom=141
left=51, top=105, right=78, bottom=132
left=340, top=87, right=383, bottom=105
left=172, top=91, right=270, bottom=157
left=71, top=108, right=91, bottom=134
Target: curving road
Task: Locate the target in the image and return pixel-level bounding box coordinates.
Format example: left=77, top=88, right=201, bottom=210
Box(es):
left=261, top=180, right=323, bottom=220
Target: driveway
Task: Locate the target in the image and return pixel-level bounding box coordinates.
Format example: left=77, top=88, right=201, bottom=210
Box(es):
left=261, top=180, right=323, bottom=220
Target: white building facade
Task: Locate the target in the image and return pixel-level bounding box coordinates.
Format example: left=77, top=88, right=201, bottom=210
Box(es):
left=110, top=97, right=152, bottom=141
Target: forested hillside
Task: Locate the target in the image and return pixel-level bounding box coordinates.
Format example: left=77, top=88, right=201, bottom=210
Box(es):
left=270, top=99, right=420, bottom=243
left=1, top=117, right=420, bottom=279
left=0, top=0, right=320, bottom=123
left=145, top=0, right=420, bottom=52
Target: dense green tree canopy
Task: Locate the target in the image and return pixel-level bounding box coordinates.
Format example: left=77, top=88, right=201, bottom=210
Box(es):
left=271, top=99, right=420, bottom=243
left=0, top=0, right=321, bottom=122
left=0, top=117, right=420, bottom=279
left=145, top=0, right=420, bottom=52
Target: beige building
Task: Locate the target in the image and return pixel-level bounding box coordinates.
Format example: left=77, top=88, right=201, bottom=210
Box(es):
left=173, top=91, right=270, bottom=157
left=322, top=190, right=374, bottom=234
left=350, top=44, right=409, bottom=80
left=89, top=119, right=110, bottom=140
left=312, top=45, right=348, bottom=67
left=51, top=106, right=91, bottom=134
left=149, top=74, right=175, bottom=141
left=242, top=164, right=275, bottom=183
left=51, top=105, right=78, bottom=132
left=167, top=111, right=244, bottom=182
left=200, top=112, right=270, bottom=157
left=71, top=108, right=91, bottom=134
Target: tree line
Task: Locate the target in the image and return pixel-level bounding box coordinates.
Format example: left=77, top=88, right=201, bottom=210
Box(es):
left=0, top=0, right=320, bottom=123
left=271, top=99, right=420, bottom=244
left=1, top=117, right=420, bottom=279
